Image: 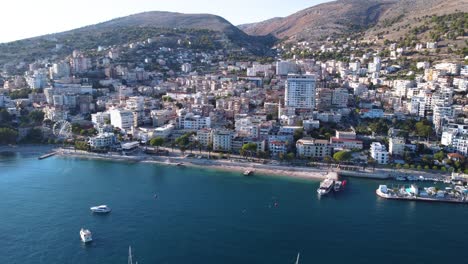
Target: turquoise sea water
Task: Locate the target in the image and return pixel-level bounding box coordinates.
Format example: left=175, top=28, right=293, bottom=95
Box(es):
left=0, top=152, right=467, bottom=263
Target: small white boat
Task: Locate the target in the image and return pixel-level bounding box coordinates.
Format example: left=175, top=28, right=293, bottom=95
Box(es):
left=243, top=170, right=254, bottom=176
left=407, top=176, right=418, bottom=181
left=80, top=228, right=93, bottom=243
left=295, top=252, right=300, bottom=264
left=90, top=205, right=111, bottom=213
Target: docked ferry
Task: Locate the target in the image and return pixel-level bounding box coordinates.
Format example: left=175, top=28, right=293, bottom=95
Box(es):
left=317, top=179, right=335, bottom=196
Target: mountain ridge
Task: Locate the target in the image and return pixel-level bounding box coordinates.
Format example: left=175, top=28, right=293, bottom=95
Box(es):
left=239, top=0, right=467, bottom=43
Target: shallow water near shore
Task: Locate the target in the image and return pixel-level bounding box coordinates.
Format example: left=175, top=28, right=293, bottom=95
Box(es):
left=1, top=153, right=467, bottom=263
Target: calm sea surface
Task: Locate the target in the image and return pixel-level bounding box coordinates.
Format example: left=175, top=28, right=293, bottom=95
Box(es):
left=0, top=152, right=467, bottom=264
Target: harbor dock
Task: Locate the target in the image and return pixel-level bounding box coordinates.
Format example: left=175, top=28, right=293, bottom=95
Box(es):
left=38, top=152, right=57, bottom=160
left=376, top=185, right=468, bottom=204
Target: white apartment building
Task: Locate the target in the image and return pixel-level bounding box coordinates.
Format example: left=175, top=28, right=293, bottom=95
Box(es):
left=153, top=124, right=175, bottom=139
left=296, top=138, right=332, bottom=158
left=332, top=88, right=349, bottom=108
left=285, top=74, right=316, bottom=112
left=433, top=105, right=454, bottom=134
left=389, top=137, right=405, bottom=156
left=303, top=119, right=320, bottom=130
left=212, top=130, right=233, bottom=152
left=370, top=142, right=389, bottom=164
left=88, top=133, right=117, bottom=149
left=276, top=61, right=297, bottom=76
left=269, top=140, right=288, bottom=157
left=178, top=113, right=211, bottom=130
left=92, top=112, right=111, bottom=127
left=452, top=136, right=468, bottom=156
left=109, top=109, right=134, bottom=131
left=196, top=128, right=213, bottom=147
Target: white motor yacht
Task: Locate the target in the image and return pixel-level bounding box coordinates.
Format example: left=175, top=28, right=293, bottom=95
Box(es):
left=90, top=205, right=111, bottom=213
left=80, top=228, right=93, bottom=243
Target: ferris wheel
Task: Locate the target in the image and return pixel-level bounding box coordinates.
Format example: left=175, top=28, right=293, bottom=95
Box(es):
left=53, top=120, right=72, bottom=139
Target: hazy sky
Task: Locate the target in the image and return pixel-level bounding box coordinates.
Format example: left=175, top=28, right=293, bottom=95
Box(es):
left=0, top=0, right=330, bottom=43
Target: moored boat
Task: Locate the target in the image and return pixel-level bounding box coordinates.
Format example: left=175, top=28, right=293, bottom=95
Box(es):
left=243, top=170, right=254, bottom=176
left=90, top=205, right=111, bottom=213
left=80, top=228, right=93, bottom=243
left=334, top=180, right=346, bottom=192
left=317, top=178, right=334, bottom=196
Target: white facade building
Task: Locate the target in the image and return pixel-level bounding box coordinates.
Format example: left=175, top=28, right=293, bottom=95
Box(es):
left=389, top=137, right=405, bottom=156
left=285, top=74, right=316, bottom=113
left=296, top=138, right=331, bottom=158
left=370, top=142, right=389, bottom=164
left=109, top=109, right=134, bottom=131
left=212, top=130, right=233, bottom=152
left=89, top=133, right=117, bottom=149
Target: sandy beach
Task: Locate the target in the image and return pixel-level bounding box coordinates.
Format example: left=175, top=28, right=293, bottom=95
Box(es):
left=54, top=148, right=336, bottom=180
left=2, top=145, right=422, bottom=181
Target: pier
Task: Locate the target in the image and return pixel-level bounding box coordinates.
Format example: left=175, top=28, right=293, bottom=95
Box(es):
left=376, top=185, right=468, bottom=204
left=38, top=152, right=57, bottom=160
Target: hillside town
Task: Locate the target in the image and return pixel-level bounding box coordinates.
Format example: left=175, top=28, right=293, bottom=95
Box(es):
left=0, top=34, right=467, bottom=176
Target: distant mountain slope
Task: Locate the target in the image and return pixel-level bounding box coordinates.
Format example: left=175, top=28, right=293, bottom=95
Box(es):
left=239, top=0, right=467, bottom=43
left=365, top=0, right=468, bottom=42
left=239, top=0, right=395, bottom=41
left=0, top=11, right=276, bottom=66
left=74, top=11, right=242, bottom=37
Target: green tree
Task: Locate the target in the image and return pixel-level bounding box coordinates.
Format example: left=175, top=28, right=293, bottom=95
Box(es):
left=333, top=151, right=352, bottom=163
left=434, top=151, right=445, bottom=161
left=75, top=141, right=89, bottom=151
left=150, top=137, right=164, bottom=150
left=415, top=120, right=433, bottom=140
left=0, top=128, right=18, bottom=144
left=293, top=128, right=304, bottom=142
left=22, top=128, right=43, bottom=143
left=28, top=110, right=45, bottom=124
left=0, top=108, right=12, bottom=123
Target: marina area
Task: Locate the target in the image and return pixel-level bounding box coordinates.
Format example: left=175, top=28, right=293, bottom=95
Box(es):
left=376, top=184, right=468, bottom=204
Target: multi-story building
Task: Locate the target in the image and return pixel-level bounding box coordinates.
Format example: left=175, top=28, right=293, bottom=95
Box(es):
left=70, top=54, right=92, bottom=74
left=178, top=113, right=211, bottom=130
left=151, top=109, right=175, bottom=127
left=88, top=133, right=117, bottom=149
left=330, top=137, right=363, bottom=151
left=26, top=69, right=48, bottom=89
left=109, top=109, right=134, bottom=131
left=389, top=137, right=405, bottom=156
left=269, top=140, right=288, bottom=157
left=196, top=128, right=213, bottom=147
left=452, top=135, right=468, bottom=156
left=332, top=88, right=349, bottom=108
left=212, top=129, right=233, bottom=152
left=360, top=109, right=384, bottom=119
left=370, top=142, right=389, bottom=164
left=285, top=74, right=316, bottom=114
left=315, top=88, right=332, bottom=111
left=50, top=62, right=71, bottom=79
left=296, top=138, right=332, bottom=158
left=433, top=105, right=454, bottom=134
left=153, top=124, right=175, bottom=139
left=276, top=61, right=297, bottom=76
left=91, top=112, right=111, bottom=127
left=335, top=130, right=356, bottom=139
